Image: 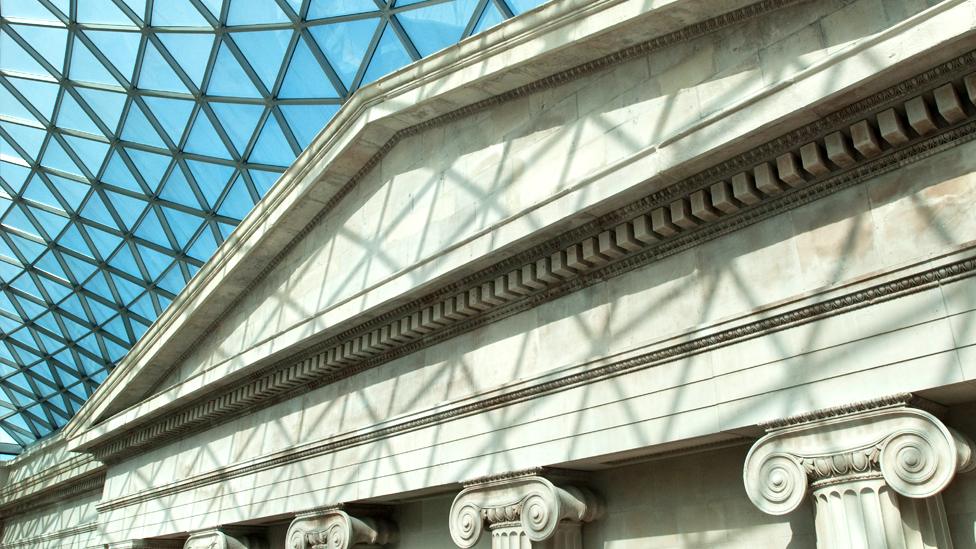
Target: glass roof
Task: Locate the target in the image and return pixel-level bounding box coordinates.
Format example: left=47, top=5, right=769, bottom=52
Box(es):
left=0, top=0, right=544, bottom=454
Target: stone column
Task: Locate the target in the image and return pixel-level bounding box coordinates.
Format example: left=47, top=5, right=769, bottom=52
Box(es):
left=743, top=394, right=975, bottom=549
left=285, top=504, right=397, bottom=549
left=184, top=528, right=268, bottom=549
left=449, top=468, right=603, bottom=549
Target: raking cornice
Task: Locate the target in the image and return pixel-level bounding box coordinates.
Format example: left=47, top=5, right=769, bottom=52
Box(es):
left=84, top=44, right=976, bottom=471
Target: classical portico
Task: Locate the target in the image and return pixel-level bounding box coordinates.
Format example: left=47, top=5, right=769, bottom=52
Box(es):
left=2, top=1, right=976, bottom=548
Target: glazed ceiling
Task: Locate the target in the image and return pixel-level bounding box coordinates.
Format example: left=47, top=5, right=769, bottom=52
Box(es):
left=0, top=0, right=545, bottom=454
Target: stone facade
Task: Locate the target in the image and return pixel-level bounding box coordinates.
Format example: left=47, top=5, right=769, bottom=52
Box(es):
left=2, top=0, right=976, bottom=548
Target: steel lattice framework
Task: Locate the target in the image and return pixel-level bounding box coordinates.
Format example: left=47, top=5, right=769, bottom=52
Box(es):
left=0, top=0, right=544, bottom=453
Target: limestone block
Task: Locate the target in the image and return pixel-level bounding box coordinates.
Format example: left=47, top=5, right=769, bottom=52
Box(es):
left=878, top=108, right=910, bottom=145
left=755, top=161, right=787, bottom=194
left=613, top=222, right=643, bottom=252
left=669, top=199, right=698, bottom=229
left=965, top=73, right=976, bottom=105
left=688, top=189, right=719, bottom=222
left=650, top=207, right=678, bottom=237
left=731, top=171, right=762, bottom=205
left=905, top=96, right=937, bottom=135
left=709, top=180, right=740, bottom=213
left=933, top=83, right=966, bottom=124
left=824, top=131, right=855, bottom=167
left=630, top=214, right=658, bottom=245
left=596, top=230, right=626, bottom=259
left=798, top=142, right=829, bottom=176
left=850, top=119, right=882, bottom=157
left=774, top=153, right=806, bottom=187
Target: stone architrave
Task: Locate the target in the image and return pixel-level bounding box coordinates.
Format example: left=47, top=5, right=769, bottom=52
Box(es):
left=743, top=394, right=976, bottom=548
left=285, top=504, right=397, bottom=549
left=184, top=528, right=268, bottom=549
left=449, top=468, right=603, bottom=549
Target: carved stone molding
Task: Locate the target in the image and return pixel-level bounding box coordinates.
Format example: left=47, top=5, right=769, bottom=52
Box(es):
left=743, top=394, right=976, bottom=548
left=449, top=469, right=602, bottom=549
left=184, top=528, right=268, bottom=549
left=285, top=504, right=397, bottom=549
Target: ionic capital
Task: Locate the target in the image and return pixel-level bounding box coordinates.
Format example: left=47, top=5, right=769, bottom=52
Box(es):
left=184, top=528, right=267, bottom=549
left=449, top=468, right=603, bottom=549
left=285, top=504, right=397, bottom=549
left=743, top=394, right=975, bottom=515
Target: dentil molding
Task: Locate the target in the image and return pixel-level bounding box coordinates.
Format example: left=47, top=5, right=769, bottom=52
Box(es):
left=285, top=504, right=396, bottom=549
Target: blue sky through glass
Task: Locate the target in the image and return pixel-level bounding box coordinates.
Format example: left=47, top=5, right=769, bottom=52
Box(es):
left=0, top=0, right=548, bottom=453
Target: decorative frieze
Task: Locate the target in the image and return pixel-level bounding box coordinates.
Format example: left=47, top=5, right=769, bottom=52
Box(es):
left=285, top=504, right=396, bottom=549
left=449, top=469, right=602, bottom=549
left=743, top=394, right=976, bottom=548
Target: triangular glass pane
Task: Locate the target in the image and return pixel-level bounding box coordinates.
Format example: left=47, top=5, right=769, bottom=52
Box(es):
left=76, top=88, right=127, bottom=133
left=142, top=96, right=195, bottom=143
left=120, top=0, right=147, bottom=19
left=184, top=113, right=232, bottom=159
left=280, top=104, right=338, bottom=149
left=307, top=0, right=378, bottom=19
left=206, top=42, right=261, bottom=98
left=158, top=206, right=203, bottom=248
left=157, top=33, right=215, bottom=87
left=279, top=38, right=340, bottom=99
left=232, top=29, right=292, bottom=90
left=209, top=102, right=264, bottom=154
left=22, top=176, right=61, bottom=210
left=76, top=0, right=135, bottom=25
left=46, top=174, right=89, bottom=211
left=0, top=121, right=46, bottom=161
left=110, top=273, right=142, bottom=304
left=40, top=139, right=83, bottom=176
left=156, top=32, right=214, bottom=86
left=7, top=233, right=45, bottom=262
left=120, top=103, right=166, bottom=148
left=128, top=291, right=155, bottom=320
left=79, top=192, right=118, bottom=229
left=133, top=207, right=171, bottom=248
left=83, top=30, right=142, bottom=80
left=151, top=0, right=210, bottom=26
left=473, top=1, right=505, bottom=35
left=248, top=115, right=294, bottom=167
left=27, top=205, right=69, bottom=238
left=7, top=77, right=59, bottom=120
left=3, top=206, right=40, bottom=238
left=103, top=191, right=147, bottom=230
left=361, top=23, right=413, bottom=85
left=125, top=148, right=171, bottom=188
left=506, top=0, right=546, bottom=13
left=187, top=225, right=217, bottom=261
left=397, top=0, right=477, bottom=56
left=100, top=152, right=142, bottom=193
left=7, top=24, right=68, bottom=72
left=1, top=162, right=31, bottom=193
left=137, top=42, right=189, bottom=93
left=0, top=85, right=42, bottom=124
left=308, top=17, right=380, bottom=89
left=158, top=167, right=202, bottom=208
left=216, top=174, right=253, bottom=220
left=83, top=225, right=122, bottom=260
left=227, top=0, right=289, bottom=25
left=61, top=135, right=110, bottom=175
left=67, top=37, right=120, bottom=86
left=135, top=243, right=172, bottom=280
left=35, top=252, right=69, bottom=282
left=185, top=160, right=234, bottom=208
left=107, top=244, right=140, bottom=278
left=1, top=0, right=60, bottom=21
left=55, top=92, right=102, bottom=136
left=0, top=30, right=50, bottom=76
left=199, top=0, right=224, bottom=18
left=247, top=169, right=279, bottom=197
